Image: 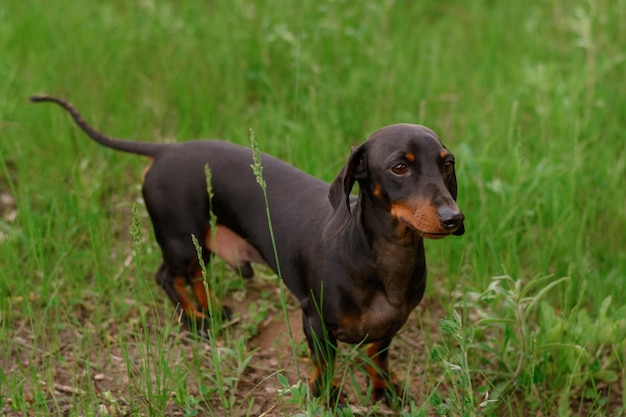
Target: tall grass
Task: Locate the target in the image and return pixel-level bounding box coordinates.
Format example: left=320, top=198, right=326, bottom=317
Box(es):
left=1, top=0, right=625, bottom=415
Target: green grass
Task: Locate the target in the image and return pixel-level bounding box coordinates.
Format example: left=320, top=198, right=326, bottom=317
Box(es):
left=1, top=0, right=625, bottom=415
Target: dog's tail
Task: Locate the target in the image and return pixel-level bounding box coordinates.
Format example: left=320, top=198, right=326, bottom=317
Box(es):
left=30, top=94, right=164, bottom=157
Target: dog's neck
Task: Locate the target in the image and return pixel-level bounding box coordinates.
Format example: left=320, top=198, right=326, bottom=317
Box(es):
left=338, top=193, right=427, bottom=306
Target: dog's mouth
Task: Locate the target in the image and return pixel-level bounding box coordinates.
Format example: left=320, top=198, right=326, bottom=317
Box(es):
left=394, top=217, right=456, bottom=239
left=417, top=229, right=454, bottom=240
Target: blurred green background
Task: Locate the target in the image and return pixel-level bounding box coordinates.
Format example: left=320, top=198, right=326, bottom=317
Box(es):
left=1, top=0, right=625, bottom=415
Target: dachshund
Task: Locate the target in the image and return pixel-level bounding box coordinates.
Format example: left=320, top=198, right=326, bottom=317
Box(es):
left=31, top=94, right=464, bottom=405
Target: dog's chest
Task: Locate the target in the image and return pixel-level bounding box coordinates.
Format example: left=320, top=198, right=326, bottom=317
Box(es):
left=335, top=292, right=416, bottom=344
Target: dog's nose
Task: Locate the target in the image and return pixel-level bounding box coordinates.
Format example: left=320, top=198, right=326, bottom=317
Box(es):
left=438, top=208, right=465, bottom=231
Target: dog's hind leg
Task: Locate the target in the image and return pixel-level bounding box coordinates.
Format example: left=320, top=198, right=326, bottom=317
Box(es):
left=154, top=262, right=207, bottom=331
left=152, top=227, right=230, bottom=336
left=188, top=245, right=234, bottom=321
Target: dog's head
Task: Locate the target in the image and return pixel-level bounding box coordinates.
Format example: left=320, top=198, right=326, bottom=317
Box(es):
left=327, top=123, right=465, bottom=239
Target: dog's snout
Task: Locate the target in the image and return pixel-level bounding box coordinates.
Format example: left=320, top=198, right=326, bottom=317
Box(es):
left=438, top=208, right=465, bottom=231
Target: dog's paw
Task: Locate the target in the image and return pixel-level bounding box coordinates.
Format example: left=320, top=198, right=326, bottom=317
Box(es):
left=237, top=262, right=255, bottom=279
left=221, top=305, right=234, bottom=321
left=330, top=385, right=349, bottom=409
left=373, top=381, right=413, bottom=410
left=309, top=376, right=348, bottom=409
left=195, top=327, right=212, bottom=339
left=183, top=305, right=235, bottom=338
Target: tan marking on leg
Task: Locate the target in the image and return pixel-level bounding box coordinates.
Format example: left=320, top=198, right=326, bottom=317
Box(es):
left=190, top=270, right=222, bottom=313
left=365, top=342, right=399, bottom=401
left=365, top=343, right=390, bottom=389
left=190, top=277, right=209, bottom=311
left=174, top=276, right=204, bottom=320
left=308, top=362, right=324, bottom=395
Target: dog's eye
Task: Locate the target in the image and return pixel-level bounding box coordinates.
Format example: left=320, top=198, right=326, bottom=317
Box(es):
left=443, top=161, right=454, bottom=175
left=391, top=163, right=408, bottom=175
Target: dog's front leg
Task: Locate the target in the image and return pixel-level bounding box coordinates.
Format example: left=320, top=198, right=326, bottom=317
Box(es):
left=365, top=339, right=410, bottom=406
left=301, top=304, right=346, bottom=405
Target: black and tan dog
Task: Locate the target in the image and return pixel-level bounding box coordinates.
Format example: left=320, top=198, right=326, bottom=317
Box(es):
left=31, top=95, right=464, bottom=404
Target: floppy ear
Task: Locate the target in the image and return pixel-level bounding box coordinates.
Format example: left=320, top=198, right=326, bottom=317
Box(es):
left=325, top=145, right=366, bottom=236
left=447, top=162, right=465, bottom=236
